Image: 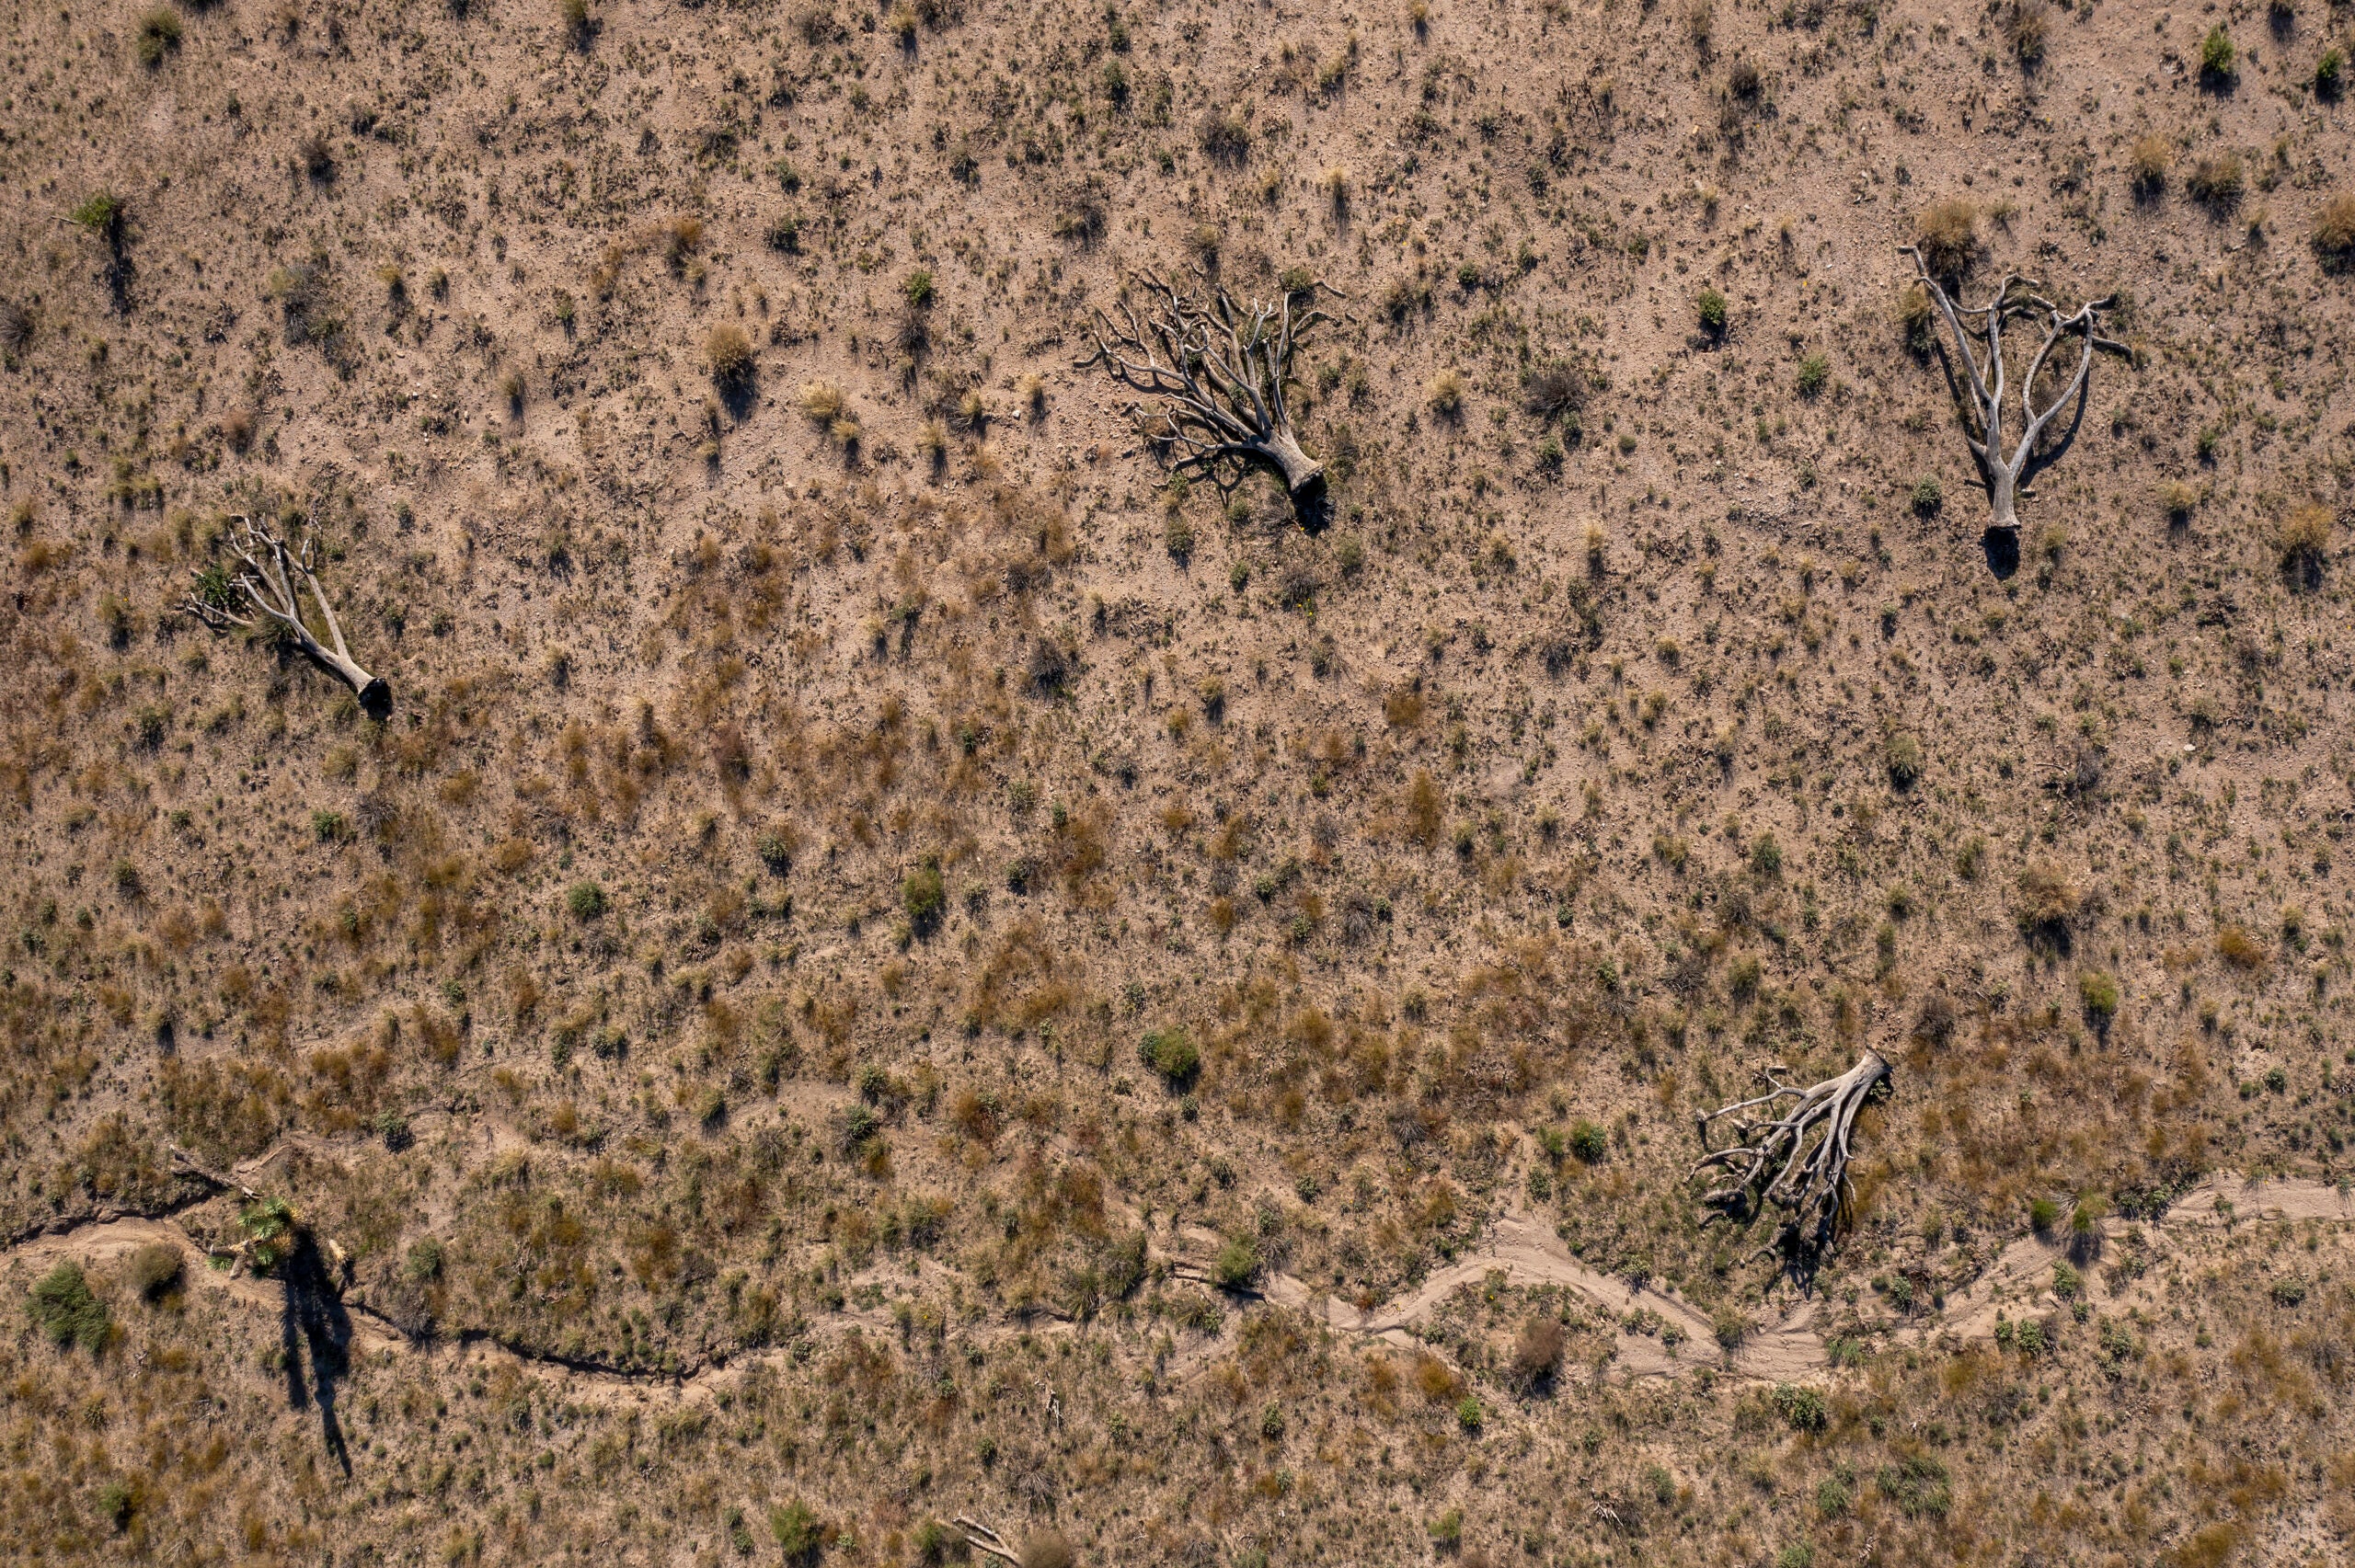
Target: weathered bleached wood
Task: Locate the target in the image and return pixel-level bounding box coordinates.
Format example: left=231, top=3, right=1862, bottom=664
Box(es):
left=1901, top=246, right=2128, bottom=540
left=1694, top=1050, right=1891, bottom=1265
left=1077, top=269, right=1334, bottom=509
left=182, top=509, right=390, bottom=717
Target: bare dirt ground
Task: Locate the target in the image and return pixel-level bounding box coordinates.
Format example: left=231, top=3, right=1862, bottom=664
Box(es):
left=3, top=0, right=2354, bottom=1562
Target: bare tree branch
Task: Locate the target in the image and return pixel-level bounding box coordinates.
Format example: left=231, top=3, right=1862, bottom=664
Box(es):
left=1901, top=247, right=2130, bottom=541
left=1076, top=269, right=1331, bottom=513
left=953, top=1516, right=1024, bottom=1566
left=1694, top=1050, right=1890, bottom=1268
left=181, top=509, right=391, bottom=718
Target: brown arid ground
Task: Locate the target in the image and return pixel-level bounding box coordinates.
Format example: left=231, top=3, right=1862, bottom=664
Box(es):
left=3, top=0, right=2354, bottom=1562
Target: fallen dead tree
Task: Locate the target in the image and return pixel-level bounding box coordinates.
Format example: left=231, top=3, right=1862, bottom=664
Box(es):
left=182, top=510, right=391, bottom=718
left=1076, top=269, right=1334, bottom=514
left=1694, top=1050, right=1891, bottom=1268
left=1901, top=246, right=2129, bottom=550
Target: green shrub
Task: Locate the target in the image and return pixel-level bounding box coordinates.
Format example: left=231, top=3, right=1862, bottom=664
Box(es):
left=2318, top=47, right=2344, bottom=100
left=1259, top=1402, right=1286, bottom=1440
left=1568, top=1118, right=1608, bottom=1163
left=2028, top=1196, right=2061, bottom=1233
left=1749, top=832, right=1783, bottom=878
left=241, top=1196, right=297, bottom=1274
left=1795, top=351, right=1829, bottom=396
left=1772, top=1383, right=1828, bottom=1431
left=2079, top=970, right=2120, bottom=1023
left=2199, top=23, right=2234, bottom=83
left=29, top=1263, right=109, bottom=1351
left=2051, top=1260, right=2082, bottom=1299
left=770, top=1501, right=822, bottom=1562
left=1775, top=1546, right=1815, bottom=1568
left=1427, top=1508, right=1465, bottom=1547
left=1815, top=1474, right=1851, bottom=1517
left=902, top=859, right=945, bottom=933
left=1212, top=1235, right=1261, bottom=1289
left=565, top=881, right=607, bottom=920
left=1910, top=475, right=1943, bottom=516
left=98, top=1478, right=135, bottom=1529
left=1875, top=1453, right=1951, bottom=1518
left=1139, top=1028, right=1199, bottom=1086
left=71, top=192, right=127, bottom=241
left=1696, top=287, right=1729, bottom=334
left=2070, top=1193, right=2107, bottom=1241
left=1455, top=1394, right=1484, bottom=1431
left=902, top=269, right=934, bottom=308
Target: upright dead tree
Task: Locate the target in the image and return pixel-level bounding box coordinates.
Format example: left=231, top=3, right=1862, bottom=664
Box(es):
left=1077, top=269, right=1332, bottom=513
left=1901, top=246, right=2128, bottom=544
left=1694, top=1050, right=1891, bottom=1267
left=183, top=511, right=390, bottom=718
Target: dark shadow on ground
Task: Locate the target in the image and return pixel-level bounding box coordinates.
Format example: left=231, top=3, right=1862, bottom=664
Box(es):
left=280, top=1231, right=354, bottom=1473
left=1982, top=526, right=2020, bottom=579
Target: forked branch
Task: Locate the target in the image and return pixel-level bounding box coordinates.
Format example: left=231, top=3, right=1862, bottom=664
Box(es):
left=953, top=1517, right=1023, bottom=1566
left=1077, top=269, right=1332, bottom=511
left=1693, top=1050, right=1890, bottom=1267
left=1901, top=246, right=2129, bottom=539
left=182, top=510, right=391, bottom=718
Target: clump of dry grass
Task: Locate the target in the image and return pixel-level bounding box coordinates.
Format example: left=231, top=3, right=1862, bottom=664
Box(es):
left=2215, top=924, right=2269, bottom=969
left=2185, top=153, right=2244, bottom=211
left=705, top=324, right=755, bottom=389
left=1914, top=200, right=1978, bottom=278
left=2129, top=134, right=2172, bottom=195
left=2277, top=505, right=2332, bottom=587
left=2006, top=0, right=2050, bottom=66
left=798, top=381, right=844, bottom=421
left=2314, top=192, right=2355, bottom=267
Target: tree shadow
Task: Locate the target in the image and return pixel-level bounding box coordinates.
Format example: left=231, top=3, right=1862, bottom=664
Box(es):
left=1292, top=478, right=1333, bottom=534
left=1982, top=526, right=2020, bottom=579
left=280, top=1231, right=354, bottom=1474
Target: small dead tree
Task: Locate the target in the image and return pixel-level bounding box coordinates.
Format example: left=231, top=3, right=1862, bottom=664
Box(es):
left=182, top=512, right=390, bottom=718
left=1693, top=1050, right=1891, bottom=1266
left=953, top=1517, right=1074, bottom=1568
left=1901, top=246, right=2128, bottom=543
left=1077, top=269, right=1333, bottom=513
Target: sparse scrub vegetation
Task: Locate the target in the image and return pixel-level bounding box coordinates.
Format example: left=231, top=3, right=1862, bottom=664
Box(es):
left=0, top=5, right=2344, bottom=1565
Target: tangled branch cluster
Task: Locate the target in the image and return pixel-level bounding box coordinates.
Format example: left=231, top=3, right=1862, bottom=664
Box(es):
left=1693, top=1050, right=1891, bottom=1268
left=1077, top=269, right=1333, bottom=510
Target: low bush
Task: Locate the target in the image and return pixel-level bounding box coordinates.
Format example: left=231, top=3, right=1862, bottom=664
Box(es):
left=29, top=1263, right=109, bottom=1351
left=1139, top=1027, right=1199, bottom=1086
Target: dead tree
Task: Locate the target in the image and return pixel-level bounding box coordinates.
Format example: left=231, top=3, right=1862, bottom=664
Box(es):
left=954, top=1519, right=1022, bottom=1566
left=1693, top=1050, right=1890, bottom=1266
left=1901, top=246, right=2128, bottom=542
left=1077, top=269, right=1332, bottom=512
left=182, top=512, right=391, bottom=718
left=953, top=1518, right=1077, bottom=1568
